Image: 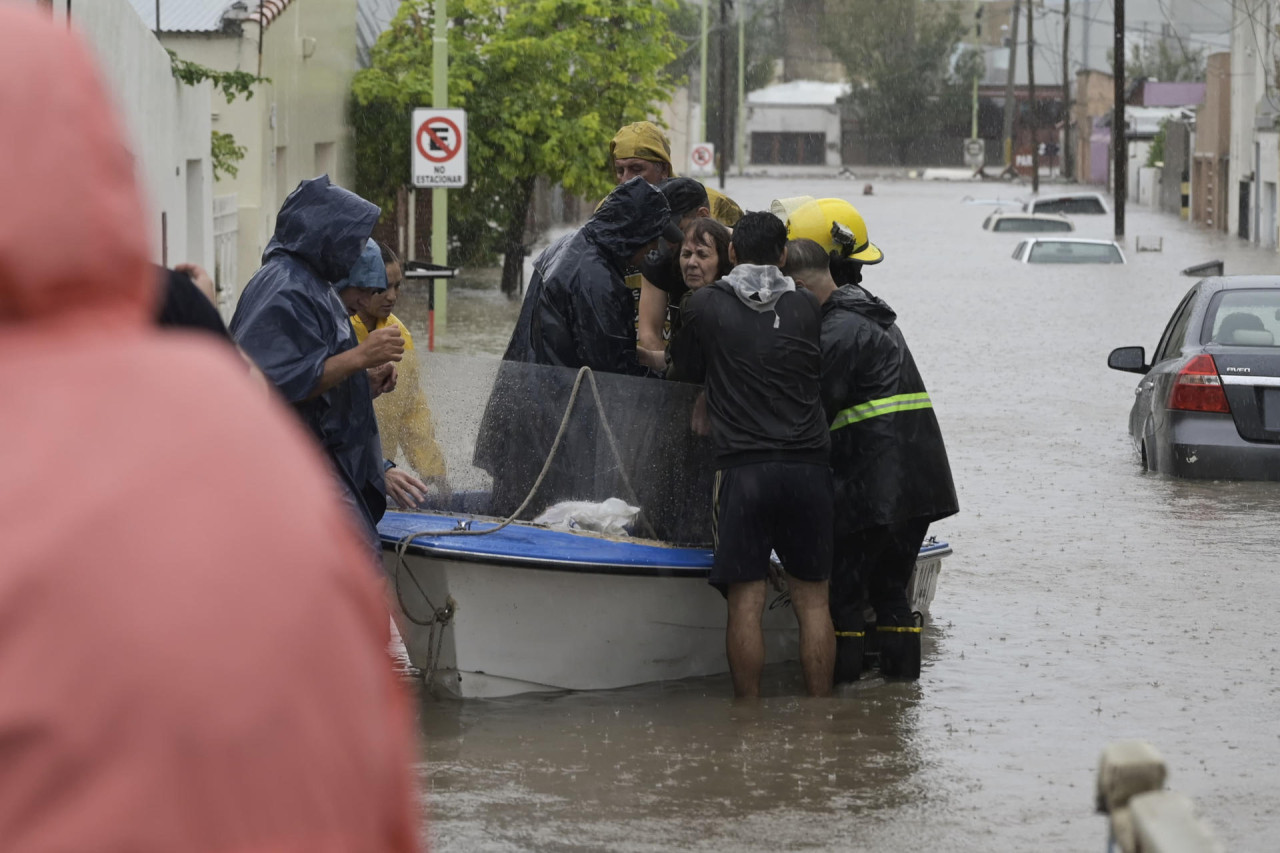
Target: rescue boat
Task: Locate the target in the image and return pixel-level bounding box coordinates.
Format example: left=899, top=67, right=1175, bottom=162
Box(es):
left=378, top=353, right=952, bottom=698
left=380, top=510, right=950, bottom=698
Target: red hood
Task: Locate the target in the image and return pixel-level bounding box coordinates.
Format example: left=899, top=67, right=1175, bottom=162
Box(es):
left=0, top=10, right=420, bottom=851
left=0, top=6, right=152, bottom=328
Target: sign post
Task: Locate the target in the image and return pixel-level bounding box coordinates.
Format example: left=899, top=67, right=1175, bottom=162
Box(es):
left=689, top=142, right=715, bottom=177
left=430, top=0, right=450, bottom=327
left=963, top=138, right=984, bottom=170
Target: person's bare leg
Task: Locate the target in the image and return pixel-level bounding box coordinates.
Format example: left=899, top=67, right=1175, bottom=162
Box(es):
left=726, top=580, right=768, bottom=699
left=787, top=576, right=835, bottom=697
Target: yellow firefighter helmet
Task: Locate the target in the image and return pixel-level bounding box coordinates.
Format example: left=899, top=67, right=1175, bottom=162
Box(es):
left=785, top=198, right=883, bottom=265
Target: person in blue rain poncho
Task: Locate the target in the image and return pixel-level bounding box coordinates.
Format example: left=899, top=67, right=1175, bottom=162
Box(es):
left=231, top=176, right=405, bottom=547
left=474, top=177, right=684, bottom=519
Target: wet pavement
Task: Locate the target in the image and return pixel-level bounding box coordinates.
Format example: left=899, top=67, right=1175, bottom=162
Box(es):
left=396, top=177, right=1280, bottom=851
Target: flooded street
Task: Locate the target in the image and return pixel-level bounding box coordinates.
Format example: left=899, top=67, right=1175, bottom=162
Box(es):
left=398, top=178, right=1280, bottom=851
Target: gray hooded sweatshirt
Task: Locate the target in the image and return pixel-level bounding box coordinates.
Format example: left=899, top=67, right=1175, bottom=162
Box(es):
left=667, top=264, right=830, bottom=467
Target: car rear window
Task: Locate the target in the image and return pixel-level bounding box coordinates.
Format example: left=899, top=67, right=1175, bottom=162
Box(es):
left=1203, top=290, right=1280, bottom=347
left=994, top=217, right=1073, bottom=233
left=1033, top=196, right=1106, bottom=215
left=1026, top=241, right=1123, bottom=263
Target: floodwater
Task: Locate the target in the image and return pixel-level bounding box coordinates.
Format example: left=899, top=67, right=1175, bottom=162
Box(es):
left=395, top=178, right=1280, bottom=851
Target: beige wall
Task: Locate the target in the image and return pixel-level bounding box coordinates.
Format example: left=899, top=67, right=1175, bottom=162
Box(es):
left=163, top=0, right=357, bottom=302
left=1072, top=70, right=1113, bottom=184
left=1191, top=53, right=1231, bottom=232
left=1197, top=53, right=1230, bottom=158
left=781, top=0, right=845, bottom=83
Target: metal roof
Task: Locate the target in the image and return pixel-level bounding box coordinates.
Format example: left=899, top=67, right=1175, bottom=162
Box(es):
left=747, top=80, right=850, bottom=107
left=356, top=0, right=399, bottom=67
left=124, top=0, right=254, bottom=33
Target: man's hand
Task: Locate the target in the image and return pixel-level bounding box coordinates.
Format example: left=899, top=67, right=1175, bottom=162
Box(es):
left=385, top=467, right=429, bottom=508
left=357, top=325, right=404, bottom=369
left=174, top=262, right=216, bottom=303
left=637, top=346, right=667, bottom=372
left=368, top=363, right=397, bottom=398
left=690, top=391, right=711, bottom=436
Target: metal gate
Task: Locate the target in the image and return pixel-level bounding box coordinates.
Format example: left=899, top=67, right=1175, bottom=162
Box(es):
left=212, top=194, right=238, bottom=323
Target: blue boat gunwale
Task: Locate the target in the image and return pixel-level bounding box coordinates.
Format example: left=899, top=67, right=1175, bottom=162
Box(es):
left=378, top=510, right=952, bottom=579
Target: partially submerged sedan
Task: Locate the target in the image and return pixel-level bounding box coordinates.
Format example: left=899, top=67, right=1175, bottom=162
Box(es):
left=1023, top=191, right=1109, bottom=215
left=1108, top=277, right=1280, bottom=479
left=983, top=212, right=1074, bottom=233
left=1011, top=237, right=1125, bottom=264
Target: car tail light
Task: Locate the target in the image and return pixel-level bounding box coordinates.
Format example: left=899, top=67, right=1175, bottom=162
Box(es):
left=1168, top=354, right=1231, bottom=413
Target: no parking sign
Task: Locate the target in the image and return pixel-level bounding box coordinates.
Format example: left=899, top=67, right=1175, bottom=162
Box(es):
left=689, top=142, right=715, bottom=176
left=412, top=108, right=468, bottom=188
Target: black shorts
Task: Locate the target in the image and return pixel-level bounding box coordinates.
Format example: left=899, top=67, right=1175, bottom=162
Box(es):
left=711, top=461, right=833, bottom=587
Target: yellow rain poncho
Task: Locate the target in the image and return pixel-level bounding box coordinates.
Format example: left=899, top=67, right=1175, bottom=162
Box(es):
left=350, top=314, right=447, bottom=481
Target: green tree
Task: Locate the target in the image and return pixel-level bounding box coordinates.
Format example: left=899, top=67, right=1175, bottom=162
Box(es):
left=667, top=0, right=781, bottom=162
left=1126, top=40, right=1206, bottom=83
left=352, top=0, right=682, bottom=296
left=823, top=0, right=969, bottom=164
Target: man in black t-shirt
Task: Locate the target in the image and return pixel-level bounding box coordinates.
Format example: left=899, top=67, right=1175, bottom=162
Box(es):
left=667, top=212, right=836, bottom=699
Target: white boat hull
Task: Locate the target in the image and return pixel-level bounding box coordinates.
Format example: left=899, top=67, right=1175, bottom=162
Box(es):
left=383, top=545, right=948, bottom=699
left=385, top=552, right=799, bottom=698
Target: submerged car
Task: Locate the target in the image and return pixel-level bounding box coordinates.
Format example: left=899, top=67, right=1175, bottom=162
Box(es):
left=1023, top=192, right=1109, bottom=215
left=963, top=195, right=1025, bottom=206
left=1108, top=276, right=1280, bottom=480
left=983, top=211, right=1074, bottom=233
left=1011, top=237, right=1125, bottom=264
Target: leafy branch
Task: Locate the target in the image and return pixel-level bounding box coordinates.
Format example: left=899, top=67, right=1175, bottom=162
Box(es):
left=211, top=130, right=248, bottom=180
left=167, top=49, right=268, bottom=103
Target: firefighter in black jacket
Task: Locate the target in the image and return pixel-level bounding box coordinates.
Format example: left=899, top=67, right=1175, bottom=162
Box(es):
left=783, top=200, right=958, bottom=682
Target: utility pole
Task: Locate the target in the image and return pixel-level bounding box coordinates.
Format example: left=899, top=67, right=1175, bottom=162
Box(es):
left=736, top=5, right=745, bottom=176
left=1026, top=0, right=1039, bottom=193
left=1062, top=0, right=1073, bottom=180
left=1113, top=0, right=1126, bottom=238
left=699, top=0, right=709, bottom=143
left=718, top=0, right=729, bottom=188
left=1001, top=0, right=1021, bottom=171
left=971, top=0, right=981, bottom=140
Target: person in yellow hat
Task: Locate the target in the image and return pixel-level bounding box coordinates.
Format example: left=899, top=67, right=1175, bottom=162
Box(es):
left=782, top=197, right=884, bottom=274
left=609, top=121, right=743, bottom=226
left=611, top=122, right=744, bottom=361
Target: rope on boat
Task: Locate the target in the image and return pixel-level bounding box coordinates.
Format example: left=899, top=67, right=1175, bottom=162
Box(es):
left=390, top=365, right=657, bottom=677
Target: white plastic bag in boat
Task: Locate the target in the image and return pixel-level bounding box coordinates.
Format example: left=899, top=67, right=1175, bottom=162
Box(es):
left=534, top=498, right=639, bottom=536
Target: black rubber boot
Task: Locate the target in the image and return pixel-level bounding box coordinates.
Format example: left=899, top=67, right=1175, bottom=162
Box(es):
left=876, top=611, right=922, bottom=680
left=833, top=618, right=866, bottom=684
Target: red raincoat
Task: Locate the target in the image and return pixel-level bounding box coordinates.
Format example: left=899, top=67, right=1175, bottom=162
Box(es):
left=0, top=9, right=421, bottom=851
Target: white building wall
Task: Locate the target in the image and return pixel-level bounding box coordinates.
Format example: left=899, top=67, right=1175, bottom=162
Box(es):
left=1228, top=0, right=1269, bottom=241
left=64, top=0, right=214, bottom=271
left=1257, top=131, right=1280, bottom=250
left=163, top=0, right=358, bottom=300
left=1127, top=139, right=1152, bottom=202
left=745, top=104, right=842, bottom=167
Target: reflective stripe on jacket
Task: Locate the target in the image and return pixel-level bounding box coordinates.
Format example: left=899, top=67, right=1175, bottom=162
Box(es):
left=819, top=284, right=958, bottom=529
left=831, top=392, right=933, bottom=430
